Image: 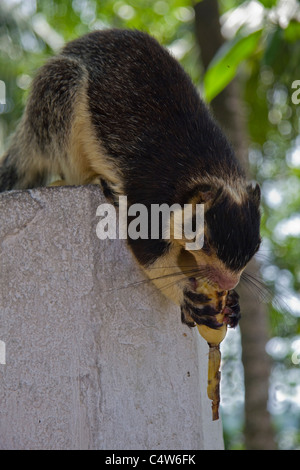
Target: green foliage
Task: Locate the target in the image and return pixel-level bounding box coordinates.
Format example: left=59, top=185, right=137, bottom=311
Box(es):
left=284, top=20, right=300, bottom=43
left=0, top=0, right=199, bottom=151
left=203, top=29, right=263, bottom=101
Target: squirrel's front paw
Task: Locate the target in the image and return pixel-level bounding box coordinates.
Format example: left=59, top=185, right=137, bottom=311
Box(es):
left=181, top=290, right=222, bottom=329
left=181, top=288, right=241, bottom=329
left=223, top=289, right=241, bottom=328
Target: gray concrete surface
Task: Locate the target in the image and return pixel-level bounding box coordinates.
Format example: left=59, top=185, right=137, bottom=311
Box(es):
left=0, top=186, right=224, bottom=450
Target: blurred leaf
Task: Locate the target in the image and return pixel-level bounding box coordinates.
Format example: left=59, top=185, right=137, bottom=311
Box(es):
left=203, top=29, right=262, bottom=102
left=263, top=26, right=284, bottom=66
left=284, top=20, right=300, bottom=42
left=259, top=0, right=278, bottom=7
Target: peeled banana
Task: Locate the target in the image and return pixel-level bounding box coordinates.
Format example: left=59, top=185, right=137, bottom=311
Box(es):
left=196, top=285, right=228, bottom=421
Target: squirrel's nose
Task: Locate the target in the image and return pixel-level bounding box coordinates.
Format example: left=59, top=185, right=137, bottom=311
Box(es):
left=210, top=270, right=240, bottom=291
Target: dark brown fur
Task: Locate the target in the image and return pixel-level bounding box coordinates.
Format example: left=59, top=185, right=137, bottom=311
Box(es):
left=0, top=29, right=261, bottom=328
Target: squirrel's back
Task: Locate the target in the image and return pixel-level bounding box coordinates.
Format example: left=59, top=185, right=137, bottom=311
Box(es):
left=0, top=29, right=242, bottom=200
left=61, top=30, right=243, bottom=205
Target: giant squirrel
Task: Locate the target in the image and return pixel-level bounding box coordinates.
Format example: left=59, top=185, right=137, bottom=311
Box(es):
left=0, top=29, right=261, bottom=328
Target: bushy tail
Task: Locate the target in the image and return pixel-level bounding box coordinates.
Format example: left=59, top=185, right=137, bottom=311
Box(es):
left=0, top=152, right=19, bottom=192
left=0, top=148, right=49, bottom=192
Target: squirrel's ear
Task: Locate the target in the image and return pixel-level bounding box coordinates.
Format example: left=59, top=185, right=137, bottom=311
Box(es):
left=195, top=184, right=224, bottom=205
left=196, top=184, right=214, bottom=203
left=186, top=184, right=224, bottom=208
left=247, top=181, right=261, bottom=206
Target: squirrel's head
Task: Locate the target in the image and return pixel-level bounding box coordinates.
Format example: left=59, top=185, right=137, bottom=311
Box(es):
left=175, top=180, right=261, bottom=291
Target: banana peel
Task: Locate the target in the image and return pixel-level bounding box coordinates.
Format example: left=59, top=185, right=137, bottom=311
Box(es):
left=196, top=285, right=228, bottom=421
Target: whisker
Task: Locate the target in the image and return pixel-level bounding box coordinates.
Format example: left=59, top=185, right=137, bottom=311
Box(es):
left=240, top=276, right=266, bottom=303
left=240, top=271, right=292, bottom=315
left=103, top=265, right=209, bottom=293
left=157, top=269, right=213, bottom=296
left=241, top=271, right=272, bottom=301
left=255, top=253, right=273, bottom=262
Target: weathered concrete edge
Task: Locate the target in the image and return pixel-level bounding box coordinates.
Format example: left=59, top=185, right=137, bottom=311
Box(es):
left=0, top=186, right=224, bottom=450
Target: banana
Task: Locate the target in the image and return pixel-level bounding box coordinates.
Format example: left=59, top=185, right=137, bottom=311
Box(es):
left=207, top=345, right=222, bottom=420
left=176, top=250, right=229, bottom=420
left=197, top=315, right=227, bottom=345
left=196, top=284, right=228, bottom=421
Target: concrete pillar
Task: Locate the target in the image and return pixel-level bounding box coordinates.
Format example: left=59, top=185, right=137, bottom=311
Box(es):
left=0, top=186, right=224, bottom=450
